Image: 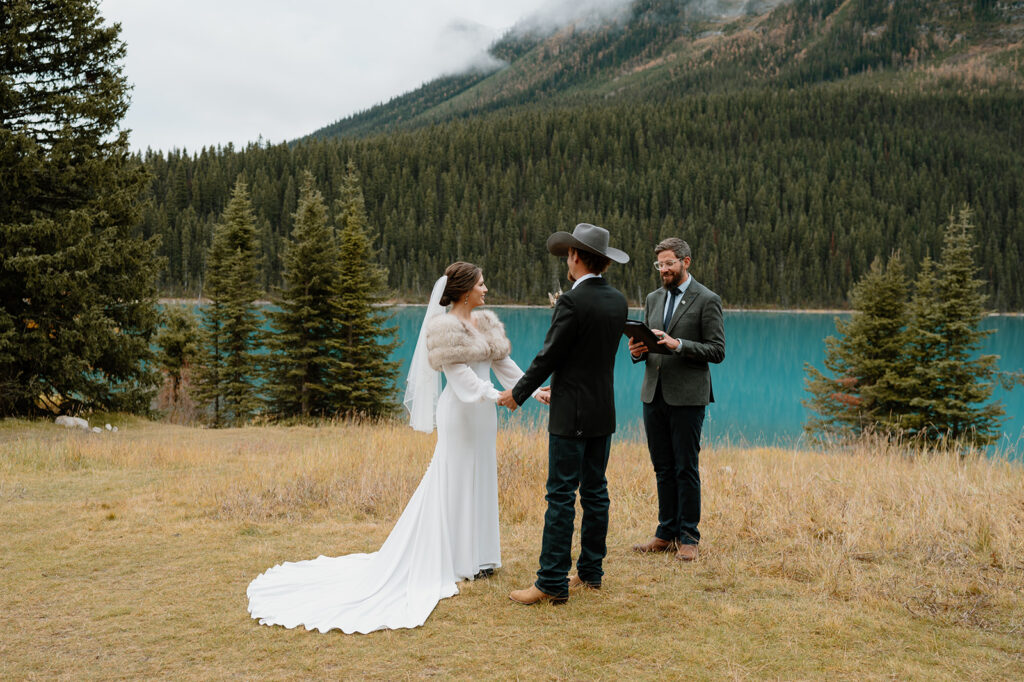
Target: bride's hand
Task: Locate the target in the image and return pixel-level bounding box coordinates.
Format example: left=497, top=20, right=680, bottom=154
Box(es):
left=536, top=386, right=551, bottom=406
left=497, top=389, right=519, bottom=411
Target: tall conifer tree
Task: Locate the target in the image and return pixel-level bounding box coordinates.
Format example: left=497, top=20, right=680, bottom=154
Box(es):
left=804, top=254, right=910, bottom=439
left=806, top=208, right=1012, bottom=447
left=332, top=162, right=399, bottom=416
left=898, top=208, right=1003, bottom=445
left=0, top=0, right=160, bottom=415
left=194, top=179, right=263, bottom=426
left=264, top=171, right=349, bottom=418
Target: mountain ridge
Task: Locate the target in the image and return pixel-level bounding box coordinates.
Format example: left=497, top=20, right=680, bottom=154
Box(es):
left=304, top=0, right=1024, bottom=141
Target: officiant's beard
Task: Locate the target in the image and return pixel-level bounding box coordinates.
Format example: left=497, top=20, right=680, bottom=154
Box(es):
left=661, top=270, right=684, bottom=288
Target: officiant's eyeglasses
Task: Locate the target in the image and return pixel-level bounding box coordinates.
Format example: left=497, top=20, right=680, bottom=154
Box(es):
left=653, top=260, right=681, bottom=270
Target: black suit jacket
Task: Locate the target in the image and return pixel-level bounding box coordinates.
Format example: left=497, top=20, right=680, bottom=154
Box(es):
left=512, top=277, right=628, bottom=438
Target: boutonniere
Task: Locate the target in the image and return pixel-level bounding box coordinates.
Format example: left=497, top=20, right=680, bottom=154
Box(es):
left=548, top=288, right=563, bottom=308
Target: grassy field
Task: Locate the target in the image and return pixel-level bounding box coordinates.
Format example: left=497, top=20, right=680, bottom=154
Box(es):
left=1, top=416, right=1022, bottom=680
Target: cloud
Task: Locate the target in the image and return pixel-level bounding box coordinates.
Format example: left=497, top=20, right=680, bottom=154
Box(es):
left=432, top=20, right=507, bottom=76
left=509, top=0, right=791, bottom=36
left=512, top=0, right=634, bottom=35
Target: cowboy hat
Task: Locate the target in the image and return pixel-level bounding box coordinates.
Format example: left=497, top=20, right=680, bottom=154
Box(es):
left=546, top=223, right=629, bottom=264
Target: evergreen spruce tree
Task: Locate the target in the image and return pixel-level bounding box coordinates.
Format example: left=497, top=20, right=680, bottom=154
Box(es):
left=806, top=208, right=1011, bottom=447
left=153, top=305, right=200, bottom=420
left=155, top=306, right=200, bottom=398
left=332, top=162, right=399, bottom=417
left=194, top=179, right=263, bottom=426
left=1, top=0, right=160, bottom=415
left=898, top=208, right=1003, bottom=445
left=804, top=253, right=910, bottom=440
left=264, top=171, right=349, bottom=418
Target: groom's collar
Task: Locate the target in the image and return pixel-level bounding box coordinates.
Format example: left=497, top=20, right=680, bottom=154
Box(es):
left=571, top=273, right=602, bottom=290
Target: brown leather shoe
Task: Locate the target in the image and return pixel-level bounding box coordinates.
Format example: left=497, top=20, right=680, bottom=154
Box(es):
left=509, top=585, right=567, bottom=605
left=568, top=575, right=600, bottom=591
left=675, top=543, right=699, bottom=561
left=632, top=537, right=676, bottom=553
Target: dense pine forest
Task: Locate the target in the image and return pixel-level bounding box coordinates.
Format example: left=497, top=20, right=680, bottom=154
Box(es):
left=137, top=0, right=1024, bottom=308
left=140, top=89, right=1024, bottom=308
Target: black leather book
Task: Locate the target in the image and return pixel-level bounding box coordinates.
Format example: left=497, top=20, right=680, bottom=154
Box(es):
left=623, top=320, right=672, bottom=354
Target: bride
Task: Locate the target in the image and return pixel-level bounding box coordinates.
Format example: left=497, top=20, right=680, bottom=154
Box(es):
left=247, top=262, right=547, bottom=634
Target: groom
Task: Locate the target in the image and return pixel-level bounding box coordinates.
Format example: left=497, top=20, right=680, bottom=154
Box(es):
left=498, top=222, right=629, bottom=604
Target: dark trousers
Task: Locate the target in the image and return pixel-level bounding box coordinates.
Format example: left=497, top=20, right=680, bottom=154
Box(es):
left=535, top=433, right=612, bottom=597
left=643, top=383, right=705, bottom=545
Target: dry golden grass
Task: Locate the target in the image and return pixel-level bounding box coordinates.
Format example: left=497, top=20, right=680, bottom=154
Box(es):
left=2, top=416, right=1023, bottom=680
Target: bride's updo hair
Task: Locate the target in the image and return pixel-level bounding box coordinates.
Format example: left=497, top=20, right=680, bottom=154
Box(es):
left=440, top=261, right=482, bottom=306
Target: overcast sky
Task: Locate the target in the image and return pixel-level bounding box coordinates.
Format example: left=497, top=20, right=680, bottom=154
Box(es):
left=98, top=1, right=642, bottom=153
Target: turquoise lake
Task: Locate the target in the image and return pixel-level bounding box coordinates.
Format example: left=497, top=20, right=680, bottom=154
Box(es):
left=167, top=303, right=1023, bottom=456
left=388, top=306, right=1024, bottom=457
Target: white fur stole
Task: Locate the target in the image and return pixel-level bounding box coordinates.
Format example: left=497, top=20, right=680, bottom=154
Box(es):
left=425, top=309, right=511, bottom=370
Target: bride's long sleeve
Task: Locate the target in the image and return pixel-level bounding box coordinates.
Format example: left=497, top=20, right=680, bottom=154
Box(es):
left=491, top=356, right=542, bottom=399
left=443, top=363, right=500, bottom=403
left=491, top=356, right=524, bottom=391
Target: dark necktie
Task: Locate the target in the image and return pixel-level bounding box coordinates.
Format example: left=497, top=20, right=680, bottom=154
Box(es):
left=663, top=286, right=681, bottom=331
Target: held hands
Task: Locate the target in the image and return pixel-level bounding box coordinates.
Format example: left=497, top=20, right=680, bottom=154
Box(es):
left=498, top=387, right=551, bottom=409
left=497, top=389, right=519, bottom=412
left=498, top=387, right=552, bottom=410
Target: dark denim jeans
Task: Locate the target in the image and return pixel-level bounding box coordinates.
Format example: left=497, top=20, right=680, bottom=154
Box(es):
left=535, top=433, right=612, bottom=596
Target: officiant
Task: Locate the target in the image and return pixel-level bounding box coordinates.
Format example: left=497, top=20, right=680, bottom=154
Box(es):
left=628, top=237, right=726, bottom=562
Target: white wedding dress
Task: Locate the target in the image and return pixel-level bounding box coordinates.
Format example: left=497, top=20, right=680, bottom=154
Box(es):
left=246, top=355, right=526, bottom=634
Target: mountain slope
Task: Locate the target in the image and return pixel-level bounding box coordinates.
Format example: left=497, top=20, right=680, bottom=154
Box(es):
left=307, top=0, right=1024, bottom=141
